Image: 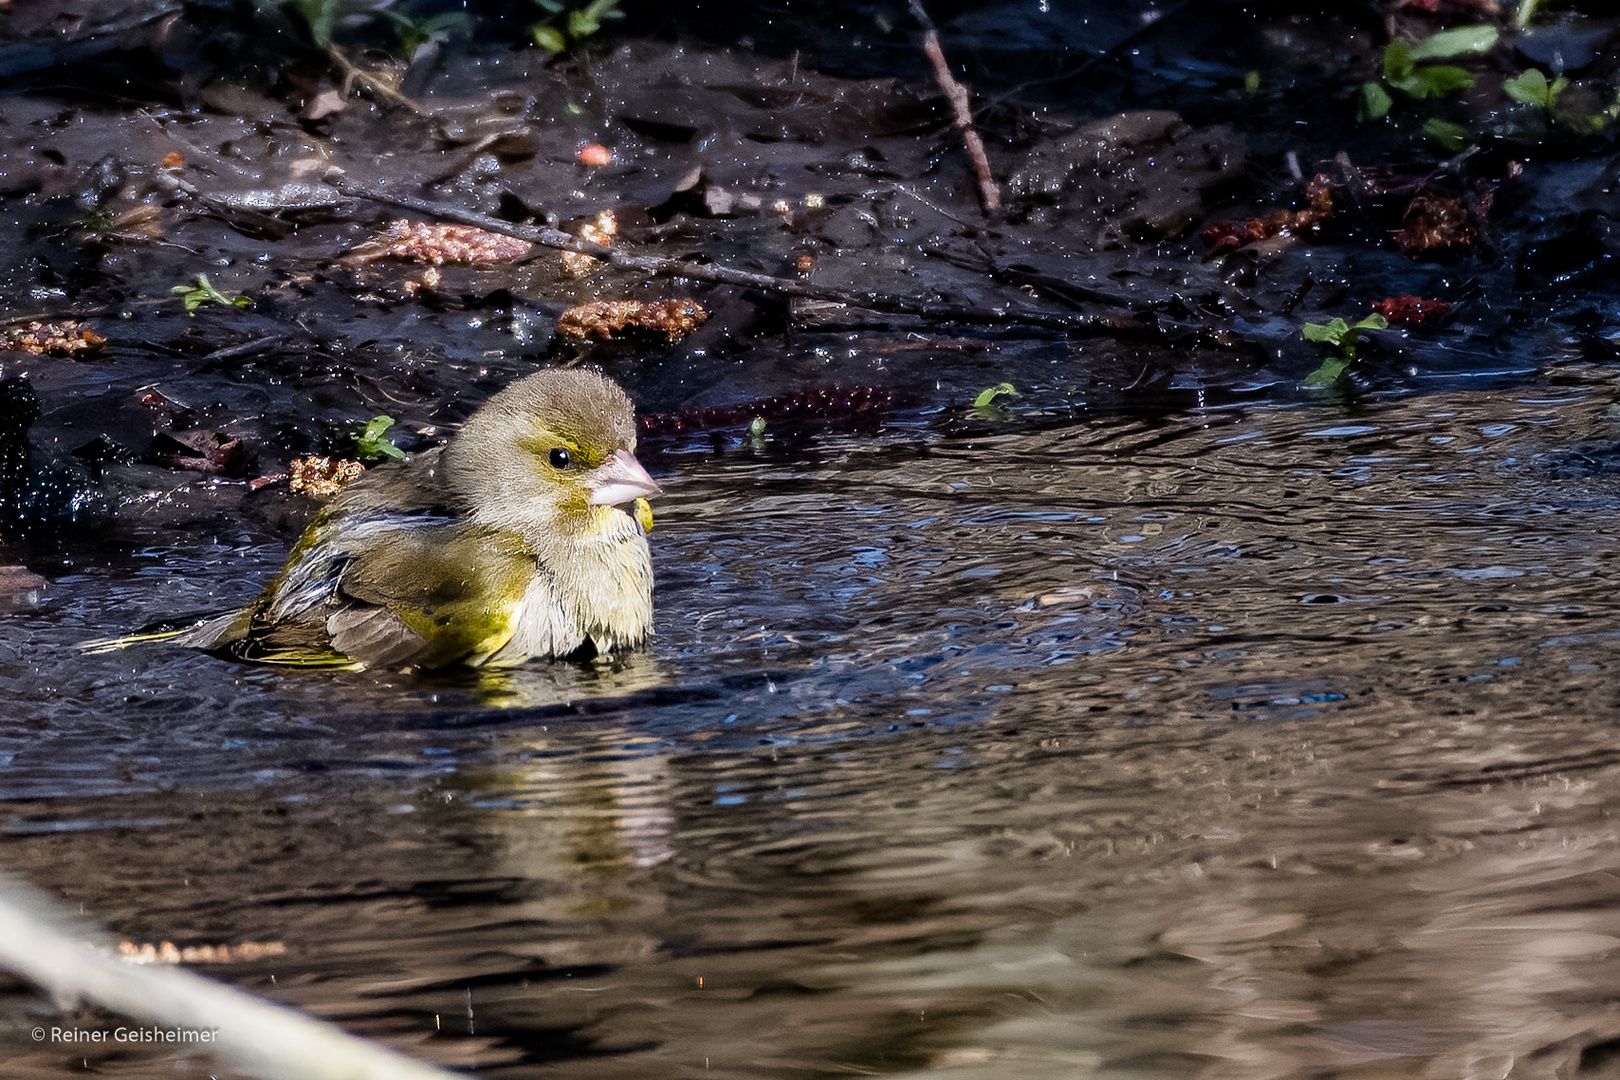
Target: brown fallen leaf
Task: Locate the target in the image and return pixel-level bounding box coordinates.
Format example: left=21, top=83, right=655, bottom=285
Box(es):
left=556, top=299, right=708, bottom=342
left=3, top=321, right=106, bottom=358
left=352, top=218, right=533, bottom=265
left=1394, top=193, right=1475, bottom=257
left=149, top=430, right=249, bottom=476
left=288, top=455, right=365, bottom=497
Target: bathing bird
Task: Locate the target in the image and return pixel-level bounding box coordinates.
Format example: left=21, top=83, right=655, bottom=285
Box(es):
left=85, top=368, right=660, bottom=669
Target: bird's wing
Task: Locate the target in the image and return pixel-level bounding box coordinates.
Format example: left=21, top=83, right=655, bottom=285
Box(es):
left=330, top=524, right=539, bottom=669
left=258, top=509, right=456, bottom=625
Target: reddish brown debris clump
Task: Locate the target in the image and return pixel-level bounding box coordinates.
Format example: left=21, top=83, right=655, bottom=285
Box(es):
left=3, top=321, right=106, bottom=358
left=1201, top=174, right=1335, bottom=259
left=288, top=455, right=365, bottom=497
left=1394, top=194, right=1476, bottom=256
left=120, top=940, right=287, bottom=965
left=1372, top=294, right=1453, bottom=325
left=556, top=299, right=709, bottom=342
left=363, top=219, right=533, bottom=265
left=640, top=385, right=900, bottom=437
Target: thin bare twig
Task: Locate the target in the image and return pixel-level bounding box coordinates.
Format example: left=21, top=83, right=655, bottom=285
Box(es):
left=907, top=0, right=1000, bottom=214
left=324, top=176, right=1178, bottom=340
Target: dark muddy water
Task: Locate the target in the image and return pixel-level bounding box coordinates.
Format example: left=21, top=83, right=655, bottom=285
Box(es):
left=5, top=368, right=1620, bottom=1078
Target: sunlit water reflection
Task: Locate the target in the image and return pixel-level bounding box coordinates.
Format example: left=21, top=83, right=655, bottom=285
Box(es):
left=5, top=373, right=1620, bottom=1079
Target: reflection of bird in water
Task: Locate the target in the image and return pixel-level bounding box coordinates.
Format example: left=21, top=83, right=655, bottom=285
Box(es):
left=86, top=369, right=662, bottom=670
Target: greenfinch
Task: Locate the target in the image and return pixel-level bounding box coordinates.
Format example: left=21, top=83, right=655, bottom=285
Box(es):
left=87, top=369, right=660, bottom=670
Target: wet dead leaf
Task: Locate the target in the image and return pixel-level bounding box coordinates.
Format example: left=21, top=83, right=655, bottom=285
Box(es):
left=3, top=321, right=106, bottom=359
left=289, top=455, right=365, bottom=497
left=150, top=430, right=249, bottom=476
left=556, top=299, right=708, bottom=342
left=1395, top=193, right=1476, bottom=257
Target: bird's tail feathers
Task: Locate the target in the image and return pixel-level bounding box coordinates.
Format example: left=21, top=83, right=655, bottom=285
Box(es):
left=79, top=611, right=246, bottom=656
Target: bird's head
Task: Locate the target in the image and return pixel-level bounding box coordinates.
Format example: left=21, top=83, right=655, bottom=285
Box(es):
left=444, top=369, right=660, bottom=538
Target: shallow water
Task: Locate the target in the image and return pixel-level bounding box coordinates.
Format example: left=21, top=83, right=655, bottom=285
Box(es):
left=5, top=367, right=1620, bottom=1078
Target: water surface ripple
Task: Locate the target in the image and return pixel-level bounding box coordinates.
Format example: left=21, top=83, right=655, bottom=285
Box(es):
left=4, top=380, right=1620, bottom=1079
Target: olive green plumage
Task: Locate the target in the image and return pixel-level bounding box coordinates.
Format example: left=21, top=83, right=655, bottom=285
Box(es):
left=87, top=369, right=660, bottom=670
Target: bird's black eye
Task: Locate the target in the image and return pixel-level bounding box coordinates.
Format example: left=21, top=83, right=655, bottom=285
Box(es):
left=548, top=448, right=571, bottom=469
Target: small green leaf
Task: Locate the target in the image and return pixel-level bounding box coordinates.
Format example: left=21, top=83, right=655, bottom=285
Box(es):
left=1515, top=0, right=1543, bottom=29
left=1415, top=65, right=1477, bottom=97
left=356, top=415, right=406, bottom=462
left=531, top=24, right=567, bottom=51
left=1503, top=68, right=1550, bottom=106
left=1304, top=357, right=1350, bottom=387
left=748, top=416, right=766, bottom=439
left=171, top=274, right=250, bottom=313
left=1410, top=25, right=1499, bottom=61
left=1302, top=319, right=1349, bottom=346
left=1353, top=314, right=1389, bottom=332
left=1423, top=117, right=1473, bottom=152
left=1387, top=72, right=1431, bottom=98
left=973, top=382, right=1018, bottom=408
left=1383, top=40, right=1415, bottom=85
left=423, top=12, right=468, bottom=32
left=1244, top=70, right=1260, bottom=94
left=1358, top=81, right=1393, bottom=121
left=567, top=8, right=599, bottom=38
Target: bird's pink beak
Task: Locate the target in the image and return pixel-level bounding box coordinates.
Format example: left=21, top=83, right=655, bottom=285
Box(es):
left=587, top=448, right=662, bottom=506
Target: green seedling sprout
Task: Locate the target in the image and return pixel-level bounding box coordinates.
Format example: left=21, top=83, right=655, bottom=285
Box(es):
left=1302, top=314, right=1389, bottom=387
left=530, top=0, right=623, bottom=53
left=1503, top=68, right=1568, bottom=111
left=1503, top=67, right=1609, bottom=132
left=973, top=383, right=1018, bottom=409
left=171, top=274, right=253, bottom=313
left=1358, top=26, right=1499, bottom=122
left=355, top=415, right=407, bottom=462
left=378, top=9, right=467, bottom=61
